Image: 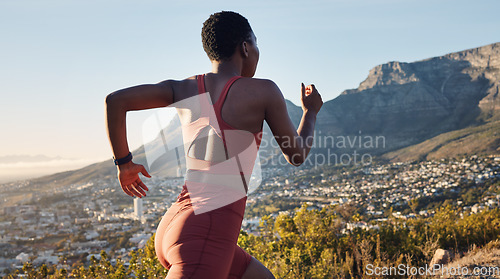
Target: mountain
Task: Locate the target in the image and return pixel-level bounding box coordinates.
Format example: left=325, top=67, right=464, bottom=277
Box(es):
left=0, top=155, right=99, bottom=184
left=11, top=42, right=500, bottom=188
left=0, top=155, right=63, bottom=164
left=316, top=42, right=500, bottom=157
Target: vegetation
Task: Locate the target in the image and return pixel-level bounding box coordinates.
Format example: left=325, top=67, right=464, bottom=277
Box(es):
left=245, top=195, right=303, bottom=219
left=383, top=120, right=500, bottom=162
left=238, top=205, right=500, bottom=278
left=5, top=204, right=500, bottom=279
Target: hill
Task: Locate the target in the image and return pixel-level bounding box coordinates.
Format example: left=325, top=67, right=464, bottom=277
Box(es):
left=383, top=120, right=500, bottom=162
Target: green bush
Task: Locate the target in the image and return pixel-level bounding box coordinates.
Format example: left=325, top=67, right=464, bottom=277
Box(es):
left=6, top=206, right=500, bottom=279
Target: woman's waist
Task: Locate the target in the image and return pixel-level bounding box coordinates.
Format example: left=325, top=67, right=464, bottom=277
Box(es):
left=185, top=154, right=258, bottom=179
left=176, top=183, right=247, bottom=216
left=185, top=169, right=249, bottom=187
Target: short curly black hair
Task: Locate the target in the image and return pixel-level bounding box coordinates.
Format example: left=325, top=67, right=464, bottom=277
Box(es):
left=201, top=11, right=253, bottom=61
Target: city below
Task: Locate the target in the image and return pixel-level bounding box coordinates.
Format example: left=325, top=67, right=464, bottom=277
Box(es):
left=0, top=155, right=499, bottom=276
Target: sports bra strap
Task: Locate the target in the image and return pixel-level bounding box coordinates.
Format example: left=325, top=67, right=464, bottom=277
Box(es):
left=214, top=76, right=242, bottom=109
left=196, top=75, right=211, bottom=117
left=197, top=74, right=206, bottom=94
left=195, top=74, right=243, bottom=122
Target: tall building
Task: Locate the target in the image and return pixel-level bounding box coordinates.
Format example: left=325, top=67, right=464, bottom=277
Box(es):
left=133, top=198, right=143, bottom=220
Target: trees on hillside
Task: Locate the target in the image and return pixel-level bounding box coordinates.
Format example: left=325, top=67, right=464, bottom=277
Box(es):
left=5, top=205, right=500, bottom=278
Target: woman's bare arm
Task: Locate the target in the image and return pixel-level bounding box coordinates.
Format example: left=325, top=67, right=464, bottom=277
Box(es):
left=105, top=80, right=175, bottom=198
left=264, top=81, right=322, bottom=166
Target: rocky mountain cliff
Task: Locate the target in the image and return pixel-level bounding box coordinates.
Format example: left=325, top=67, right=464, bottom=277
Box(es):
left=317, top=42, right=500, bottom=155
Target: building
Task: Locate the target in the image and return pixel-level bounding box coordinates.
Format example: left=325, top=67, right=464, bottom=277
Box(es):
left=134, top=198, right=143, bottom=220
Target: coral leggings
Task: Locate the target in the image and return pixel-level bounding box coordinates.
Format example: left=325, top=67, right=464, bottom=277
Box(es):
left=155, top=185, right=252, bottom=279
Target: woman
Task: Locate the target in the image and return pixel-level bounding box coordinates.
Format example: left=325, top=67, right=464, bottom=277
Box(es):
left=105, top=11, right=322, bottom=279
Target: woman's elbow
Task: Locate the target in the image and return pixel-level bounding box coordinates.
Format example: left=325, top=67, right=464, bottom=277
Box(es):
left=105, top=92, right=117, bottom=106
left=288, top=153, right=305, bottom=167
left=105, top=91, right=125, bottom=112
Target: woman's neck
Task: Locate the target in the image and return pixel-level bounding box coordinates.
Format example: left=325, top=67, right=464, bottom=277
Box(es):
left=211, top=59, right=242, bottom=77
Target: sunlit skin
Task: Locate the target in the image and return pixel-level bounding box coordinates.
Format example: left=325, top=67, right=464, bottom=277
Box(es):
left=105, top=30, right=322, bottom=278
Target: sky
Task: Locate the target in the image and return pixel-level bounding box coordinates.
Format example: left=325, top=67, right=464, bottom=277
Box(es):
left=1, top=0, right=499, bottom=182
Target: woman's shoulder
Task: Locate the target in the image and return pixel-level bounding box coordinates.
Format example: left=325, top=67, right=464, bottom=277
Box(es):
left=160, top=75, right=199, bottom=103
left=237, top=77, right=277, bottom=87
left=233, top=77, right=282, bottom=97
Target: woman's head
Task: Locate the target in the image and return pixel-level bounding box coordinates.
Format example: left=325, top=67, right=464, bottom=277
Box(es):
left=202, top=11, right=259, bottom=76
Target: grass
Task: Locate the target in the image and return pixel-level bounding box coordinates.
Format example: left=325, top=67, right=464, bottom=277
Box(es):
left=439, top=240, right=500, bottom=278
left=383, top=120, right=500, bottom=162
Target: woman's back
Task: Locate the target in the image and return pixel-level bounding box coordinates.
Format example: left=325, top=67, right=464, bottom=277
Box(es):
left=174, top=74, right=263, bottom=214
left=175, top=73, right=266, bottom=134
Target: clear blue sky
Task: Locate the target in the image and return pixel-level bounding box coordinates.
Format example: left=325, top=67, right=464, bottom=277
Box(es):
left=1, top=0, right=499, bottom=172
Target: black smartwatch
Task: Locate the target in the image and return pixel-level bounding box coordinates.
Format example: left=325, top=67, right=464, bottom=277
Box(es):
left=113, top=152, right=133, bottom=165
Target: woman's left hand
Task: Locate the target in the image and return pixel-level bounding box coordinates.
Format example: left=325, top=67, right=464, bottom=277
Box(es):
left=117, top=161, right=151, bottom=198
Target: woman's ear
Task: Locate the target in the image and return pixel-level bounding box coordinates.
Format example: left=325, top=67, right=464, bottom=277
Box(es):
left=240, top=41, right=249, bottom=58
